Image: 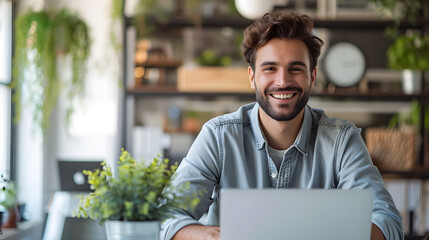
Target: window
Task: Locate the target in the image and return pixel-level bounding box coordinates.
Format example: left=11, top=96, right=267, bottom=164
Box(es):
left=0, top=0, right=13, bottom=174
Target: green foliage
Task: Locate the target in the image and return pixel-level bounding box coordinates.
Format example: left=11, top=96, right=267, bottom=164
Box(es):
left=368, top=0, right=428, bottom=40
left=12, top=8, right=91, bottom=132
left=74, top=149, right=201, bottom=224
left=388, top=99, right=429, bottom=131
left=387, top=34, right=429, bottom=70
left=0, top=174, right=17, bottom=210
left=367, top=0, right=424, bottom=23
left=111, top=0, right=123, bottom=20
left=195, top=49, right=232, bottom=66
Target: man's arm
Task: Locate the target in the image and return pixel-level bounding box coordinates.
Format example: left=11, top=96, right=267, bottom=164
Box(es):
left=171, top=223, right=381, bottom=240
left=371, top=223, right=386, bottom=240
left=336, top=130, right=403, bottom=239
left=172, top=225, right=220, bottom=240
left=161, top=124, right=221, bottom=240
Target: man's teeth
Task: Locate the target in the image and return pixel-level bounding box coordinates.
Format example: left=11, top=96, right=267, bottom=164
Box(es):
left=272, top=93, right=294, bottom=99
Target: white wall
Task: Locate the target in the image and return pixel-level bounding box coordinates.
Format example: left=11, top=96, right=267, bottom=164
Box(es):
left=15, top=0, right=48, bottom=223
left=42, top=0, right=120, bottom=210
left=16, top=0, right=120, bottom=222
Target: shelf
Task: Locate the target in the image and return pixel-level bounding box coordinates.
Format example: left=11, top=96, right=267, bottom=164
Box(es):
left=136, top=59, right=183, bottom=68
left=127, top=85, right=256, bottom=98
left=380, top=168, right=429, bottom=180
left=313, top=19, right=428, bottom=30
left=126, top=86, right=429, bottom=101
left=312, top=90, right=429, bottom=102
left=125, top=15, right=427, bottom=30
left=125, top=15, right=253, bottom=29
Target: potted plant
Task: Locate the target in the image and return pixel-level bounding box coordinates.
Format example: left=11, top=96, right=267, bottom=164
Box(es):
left=0, top=174, right=18, bottom=228
left=74, top=149, right=200, bottom=240
left=13, top=8, right=91, bottom=132
left=386, top=33, right=429, bottom=94
left=368, top=0, right=429, bottom=94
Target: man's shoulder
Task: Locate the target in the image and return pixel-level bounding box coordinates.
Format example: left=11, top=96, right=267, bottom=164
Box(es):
left=206, top=102, right=255, bottom=128
left=309, top=106, right=357, bottom=131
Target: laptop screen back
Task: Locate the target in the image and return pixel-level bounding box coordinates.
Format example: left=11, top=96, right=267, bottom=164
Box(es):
left=220, top=189, right=374, bottom=240
left=58, top=160, right=103, bottom=192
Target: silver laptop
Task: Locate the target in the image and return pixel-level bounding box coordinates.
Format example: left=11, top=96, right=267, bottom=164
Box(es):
left=220, top=189, right=374, bottom=240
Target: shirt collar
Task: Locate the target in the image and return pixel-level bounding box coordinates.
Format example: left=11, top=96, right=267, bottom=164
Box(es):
left=250, top=103, right=313, bottom=155
left=294, top=106, right=312, bottom=156
left=250, top=103, right=265, bottom=149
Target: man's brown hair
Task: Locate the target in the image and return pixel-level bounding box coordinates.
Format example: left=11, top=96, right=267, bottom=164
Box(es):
left=241, top=11, right=324, bottom=72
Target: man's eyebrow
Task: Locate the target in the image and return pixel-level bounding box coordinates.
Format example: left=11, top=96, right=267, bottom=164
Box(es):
left=289, top=61, right=307, bottom=67
left=259, top=61, right=278, bottom=67
left=258, top=61, right=308, bottom=68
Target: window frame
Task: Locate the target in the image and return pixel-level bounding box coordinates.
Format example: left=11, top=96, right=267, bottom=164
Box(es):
left=0, top=0, right=16, bottom=180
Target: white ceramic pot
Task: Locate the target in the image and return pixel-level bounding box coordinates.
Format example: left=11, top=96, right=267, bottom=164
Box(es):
left=402, top=69, right=422, bottom=94
left=105, top=220, right=160, bottom=240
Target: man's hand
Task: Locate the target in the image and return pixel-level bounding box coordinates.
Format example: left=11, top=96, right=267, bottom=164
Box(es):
left=172, top=225, right=220, bottom=240
left=371, top=223, right=385, bottom=240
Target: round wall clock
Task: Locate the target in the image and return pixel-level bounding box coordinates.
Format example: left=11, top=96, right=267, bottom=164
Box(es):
left=323, top=42, right=366, bottom=88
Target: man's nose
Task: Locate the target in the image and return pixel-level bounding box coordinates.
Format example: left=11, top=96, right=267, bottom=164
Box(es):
left=274, top=69, right=289, bottom=87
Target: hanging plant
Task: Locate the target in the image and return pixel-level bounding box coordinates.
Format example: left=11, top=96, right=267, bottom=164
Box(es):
left=12, top=8, right=91, bottom=132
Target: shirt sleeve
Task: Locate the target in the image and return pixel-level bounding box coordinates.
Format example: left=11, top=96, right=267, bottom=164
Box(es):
left=336, top=127, right=404, bottom=240
left=160, top=122, right=221, bottom=240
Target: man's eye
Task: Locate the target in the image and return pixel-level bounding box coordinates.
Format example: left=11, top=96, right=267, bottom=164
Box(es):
left=264, top=67, right=276, bottom=71
left=290, top=67, right=302, bottom=72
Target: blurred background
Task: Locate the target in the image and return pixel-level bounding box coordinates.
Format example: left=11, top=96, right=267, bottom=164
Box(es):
left=0, top=0, right=428, bottom=239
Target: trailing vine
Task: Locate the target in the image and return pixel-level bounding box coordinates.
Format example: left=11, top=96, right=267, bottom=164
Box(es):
left=12, top=8, right=91, bottom=132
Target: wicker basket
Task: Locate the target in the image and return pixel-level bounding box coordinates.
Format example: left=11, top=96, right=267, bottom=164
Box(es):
left=365, top=127, right=417, bottom=171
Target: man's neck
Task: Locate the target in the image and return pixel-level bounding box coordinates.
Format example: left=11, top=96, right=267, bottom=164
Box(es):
left=258, top=107, right=305, bottom=150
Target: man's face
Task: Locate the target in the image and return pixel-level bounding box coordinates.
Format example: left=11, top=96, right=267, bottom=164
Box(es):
left=249, top=38, right=316, bottom=121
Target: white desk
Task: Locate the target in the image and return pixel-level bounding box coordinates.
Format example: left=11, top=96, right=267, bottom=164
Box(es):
left=43, top=191, right=106, bottom=240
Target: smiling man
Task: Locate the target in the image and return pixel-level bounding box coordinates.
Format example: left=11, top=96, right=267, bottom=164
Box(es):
left=161, top=11, right=403, bottom=240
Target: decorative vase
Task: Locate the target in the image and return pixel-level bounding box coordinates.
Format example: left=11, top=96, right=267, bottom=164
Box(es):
left=2, top=206, right=20, bottom=228
left=105, top=220, right=160, bottom=240
left=402, top=69, right=422, bottom=94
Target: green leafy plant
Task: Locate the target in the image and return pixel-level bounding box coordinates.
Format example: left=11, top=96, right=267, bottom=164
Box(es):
left=12, top=8, right=91, bottom=132
left=0, top=174, right=17, bottom=210
left=389, top=99, right=429, bottom=132
left=387, top=34, right=429, bottom=70
left=368, top=0, right=424, bottom=21
left=195, top=49, right=232, bottom=66
left=74, top=149, right=201, bottom=224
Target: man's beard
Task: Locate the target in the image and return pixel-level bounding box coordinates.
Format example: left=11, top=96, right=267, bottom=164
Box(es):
left=255, top=85, right=310, bottom=121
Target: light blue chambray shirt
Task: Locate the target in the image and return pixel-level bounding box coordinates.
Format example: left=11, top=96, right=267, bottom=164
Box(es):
left=161, top=102, right=404, bottom=240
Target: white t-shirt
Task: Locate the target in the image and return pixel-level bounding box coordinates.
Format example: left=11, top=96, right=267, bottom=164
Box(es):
left=267, top=145, right=286, bottom=171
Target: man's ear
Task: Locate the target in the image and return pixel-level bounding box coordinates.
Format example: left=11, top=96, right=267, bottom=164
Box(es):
left=249, top=66, right=255, bottom=89
left=310, top=67, right=317, bottom=89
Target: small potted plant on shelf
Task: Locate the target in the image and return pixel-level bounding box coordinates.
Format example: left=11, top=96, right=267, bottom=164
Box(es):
left=74, top=149, right=200, bottom=240
left=386, top=33, right=429, bottom=94
left=0, top=174, right=18, bottom=229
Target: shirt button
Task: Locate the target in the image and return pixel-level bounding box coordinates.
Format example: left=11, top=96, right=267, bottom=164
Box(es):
left=271, top=173, right=277, bottom=179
